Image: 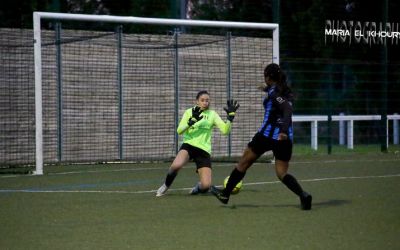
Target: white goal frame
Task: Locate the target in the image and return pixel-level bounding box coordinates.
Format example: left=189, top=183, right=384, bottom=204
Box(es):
left=33, top=11, right=279, bottom=175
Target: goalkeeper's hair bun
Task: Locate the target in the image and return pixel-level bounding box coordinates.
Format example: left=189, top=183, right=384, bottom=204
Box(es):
left=196, top=90, right=209, bottom=100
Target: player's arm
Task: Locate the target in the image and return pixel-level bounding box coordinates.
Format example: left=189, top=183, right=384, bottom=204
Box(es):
left=215, top=99, right=240, bottom=135
left=223, top=99, right=240, bottom=122
left=177, top=109, right=192, bottom=135
left=177, top=107, right=203, bottom=135
left=213, top=112, right=231, bottom=135
left=274, top=95, right=293, bottom=138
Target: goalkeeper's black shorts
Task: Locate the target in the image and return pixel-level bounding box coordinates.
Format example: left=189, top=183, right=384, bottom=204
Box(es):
left=180, top=143, right=211, bottom=169
left=248, top=132, right=292, bottom=161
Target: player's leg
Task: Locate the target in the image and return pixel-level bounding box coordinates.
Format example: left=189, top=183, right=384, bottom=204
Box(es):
left=190, top=167, right=212, bottom=195
left=275, top=159, right=305, bottom=197
left=189, top=147, right=212, bottom=195
left=226, top=147, right=259, bottom=191
left=274, top=140, right=312, bottom=210
left=211, top=133, right=267, bottom=204
left=224, top=132, right=269, bottom=195
left=211, top=146, right=259, bottom=204
left=275, top=160, right=312, bottom=210
left=167, top=149, right=190, bottom=184
left=156, top=149, right=190, bottom=197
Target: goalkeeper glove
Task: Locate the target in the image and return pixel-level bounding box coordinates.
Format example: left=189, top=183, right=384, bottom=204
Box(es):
left=188, top=106, right=203, bottom=126
left=224, top=99, right=240, bottom=122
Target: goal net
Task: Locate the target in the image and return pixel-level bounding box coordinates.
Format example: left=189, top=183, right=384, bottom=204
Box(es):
left=33, top=12, right=278, bottom=174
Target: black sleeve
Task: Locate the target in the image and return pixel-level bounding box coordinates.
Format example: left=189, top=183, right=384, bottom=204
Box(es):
left=273, top=96, right=293, bottom=134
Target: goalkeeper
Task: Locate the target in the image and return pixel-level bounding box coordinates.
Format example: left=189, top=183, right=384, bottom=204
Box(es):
left=156, top=90, right=239, bottom=197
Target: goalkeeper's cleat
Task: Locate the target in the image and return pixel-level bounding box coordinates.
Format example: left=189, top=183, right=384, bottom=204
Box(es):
left=300, top=192, right=312, bottom=210
left=210, top=186, right=229, bottom=204
left=189, top=183, right=210, bottom=195
left=156, top=184, right=169, bottom=197
left=189, top=183, right=200, bottom=195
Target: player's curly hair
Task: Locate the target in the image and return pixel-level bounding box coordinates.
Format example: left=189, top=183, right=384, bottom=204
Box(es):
left=264, top=63, right=292, bottom=98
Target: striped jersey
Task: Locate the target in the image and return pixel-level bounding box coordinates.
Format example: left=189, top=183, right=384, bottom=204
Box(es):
left=258, top=85, right=294, bottom=141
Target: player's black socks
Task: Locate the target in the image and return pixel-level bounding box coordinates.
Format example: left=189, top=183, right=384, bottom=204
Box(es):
left=165, top=169, right=178, bottom=187
left=282, top=174, right=304, bottom=197
left=224, top=168, right=246, bottom=196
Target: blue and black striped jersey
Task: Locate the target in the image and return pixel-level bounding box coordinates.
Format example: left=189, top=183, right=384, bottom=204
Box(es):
left=258, top=85, right=294, bottom=141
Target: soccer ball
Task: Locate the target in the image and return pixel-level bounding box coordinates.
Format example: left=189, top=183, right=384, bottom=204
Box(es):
left=223, top=176, right=243, bottom=195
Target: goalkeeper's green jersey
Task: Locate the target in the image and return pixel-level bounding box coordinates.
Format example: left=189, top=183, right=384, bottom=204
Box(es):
left=177, top=107, right=231, bottom=154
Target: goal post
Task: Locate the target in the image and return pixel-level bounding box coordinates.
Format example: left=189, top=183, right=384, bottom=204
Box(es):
left=33, top=12, right=279, bottom=175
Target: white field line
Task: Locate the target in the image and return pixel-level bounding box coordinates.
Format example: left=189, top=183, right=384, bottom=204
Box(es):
left=1, top=173, right=399, bottom=194
left=2, top=157, right=399, bottom=178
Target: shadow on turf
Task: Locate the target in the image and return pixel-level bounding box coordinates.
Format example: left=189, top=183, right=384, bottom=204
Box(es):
left=221, top=199, right=351, bottom=210
left=313, top=199, right=351, bottom=207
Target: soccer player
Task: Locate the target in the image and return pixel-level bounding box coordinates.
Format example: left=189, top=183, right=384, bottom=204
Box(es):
left=156, top=90, right=239, bottom=197
left=211, top=63, right=312, bottom=210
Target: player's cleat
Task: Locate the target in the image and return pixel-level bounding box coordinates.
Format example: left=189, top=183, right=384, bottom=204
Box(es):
left=210, top=186, right=229, bottom=204
left=189, top=183, right=211, bottom=195
left=189, top=183, right=200, bottom=195
left=156, top=184, right=168, bottom=197
left=270, top=157, right=275, bottom=164
left=300, top=192, right=312, bottom=210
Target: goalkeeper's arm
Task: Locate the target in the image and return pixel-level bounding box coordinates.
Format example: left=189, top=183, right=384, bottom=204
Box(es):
left=177, top=107, right=203, bottom=134
left=214, top=112, right=231, bottom=135
left=223, top=99, right=240, bottom=122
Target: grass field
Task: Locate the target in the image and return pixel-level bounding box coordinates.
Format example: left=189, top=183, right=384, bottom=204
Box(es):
left=1, top=152, right=400, bottom=250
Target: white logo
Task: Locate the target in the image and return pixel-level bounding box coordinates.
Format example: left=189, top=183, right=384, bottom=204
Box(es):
left=276, top=97, right=285, bottom=104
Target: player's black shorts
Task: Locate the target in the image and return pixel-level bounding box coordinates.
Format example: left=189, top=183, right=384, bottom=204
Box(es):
left=248, top=132, right=292, bottom=161
left=179, top=143, right=211, bottom=169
